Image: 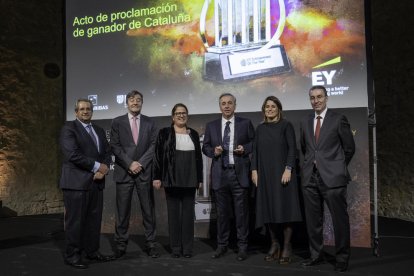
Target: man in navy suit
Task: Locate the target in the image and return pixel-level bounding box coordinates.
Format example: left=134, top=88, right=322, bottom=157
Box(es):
left=59, top=99, right=112, bottom=269
left=110, top=90, right=159, bottom=258
left=202, top=93, right=255, bottom=261
left=300, top=85, right=355, bottom=272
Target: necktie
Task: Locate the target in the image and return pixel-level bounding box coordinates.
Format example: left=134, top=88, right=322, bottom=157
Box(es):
left=131, top=116, right=139, bottom=145
left=315, top=116, right=322, bottom=143
left=223, top=121, right=231, bottom=167
left=87, top=125, right=98, bottom=148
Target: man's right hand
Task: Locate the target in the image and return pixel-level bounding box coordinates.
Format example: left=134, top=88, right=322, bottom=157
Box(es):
left=214, top=145, right=223, bottom=156
left=94, top=171, right=105, bottom=180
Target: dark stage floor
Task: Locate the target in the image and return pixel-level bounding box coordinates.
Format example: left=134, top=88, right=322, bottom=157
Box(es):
left=1, top=214, right=413, bottom=276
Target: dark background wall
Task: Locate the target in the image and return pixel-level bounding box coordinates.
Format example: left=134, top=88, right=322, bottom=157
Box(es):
left=0, top=0, right=63, bottom=215
left=370, top=1, right=414, bottom=220
left=0, top=0, right=413, bottom=222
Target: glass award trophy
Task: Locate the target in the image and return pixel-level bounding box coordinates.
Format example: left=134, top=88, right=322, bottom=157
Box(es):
left=200, top=0, right=291, bottom=82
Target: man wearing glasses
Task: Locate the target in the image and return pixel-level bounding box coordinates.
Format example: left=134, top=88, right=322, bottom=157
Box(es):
left=59, top=99, right=112, bottom=269
left=300, top=85, right=355, bottom=272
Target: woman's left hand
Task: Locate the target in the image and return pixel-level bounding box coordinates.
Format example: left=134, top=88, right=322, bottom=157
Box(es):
left=281, top=169, right=291, bottom=185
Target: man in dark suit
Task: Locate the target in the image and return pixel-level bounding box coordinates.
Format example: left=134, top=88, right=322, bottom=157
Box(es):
left=110, top=90, right=159, bottom=258
left=202, top=93, right=255, bottom=261
left=59, top=99, right=112, bottom=269
left=300, top=85, right=355, bottom=272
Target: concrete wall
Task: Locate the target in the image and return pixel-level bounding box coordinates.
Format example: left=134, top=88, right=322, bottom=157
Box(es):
left=371, top=1, right=414, bottom=220
left=0, top=0, right=64, bottom=215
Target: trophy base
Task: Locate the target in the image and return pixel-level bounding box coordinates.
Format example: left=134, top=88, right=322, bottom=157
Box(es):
left=203, top=45, right=291, bottom=83
left=195, top=199, right=216, bottom=221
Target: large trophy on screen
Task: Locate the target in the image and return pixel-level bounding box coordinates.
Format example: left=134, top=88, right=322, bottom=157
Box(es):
left=200, top=0, right=291, bottom=82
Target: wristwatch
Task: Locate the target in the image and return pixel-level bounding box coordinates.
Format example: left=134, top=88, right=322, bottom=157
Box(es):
left=285, top=166, right=292, bottom=171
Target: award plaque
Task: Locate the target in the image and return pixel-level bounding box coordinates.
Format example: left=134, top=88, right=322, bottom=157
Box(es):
left=200, top=0, right=291, bottom=82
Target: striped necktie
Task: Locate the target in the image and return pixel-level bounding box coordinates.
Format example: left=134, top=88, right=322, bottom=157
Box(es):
left=223, top=121, right=231, bottom=167
left=87, top=125, right=98, bottom=148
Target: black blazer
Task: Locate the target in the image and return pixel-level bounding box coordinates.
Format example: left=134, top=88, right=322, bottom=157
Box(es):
left=59, top=120, right=111, bottom=190
left=202, top=116, right=255, bottom=190
left=152, top=126, right=203, bottom=187
left=300, top=109, right=355, bottom=188
left=110, top=113, right=158, bottom=183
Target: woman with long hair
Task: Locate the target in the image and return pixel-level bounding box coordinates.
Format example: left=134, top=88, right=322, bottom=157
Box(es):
left=251, top=96, right=302, bottom=264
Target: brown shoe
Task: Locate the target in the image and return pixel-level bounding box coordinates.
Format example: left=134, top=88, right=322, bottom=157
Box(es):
left=279, top=243, right=292, bottom=264
left=264, top=241, right=280, bottom=261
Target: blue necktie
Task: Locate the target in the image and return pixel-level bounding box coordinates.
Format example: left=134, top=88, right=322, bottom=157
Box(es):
left=223, top=121, right=231, bottom=167
left=87, top=125, right=98, bottom=149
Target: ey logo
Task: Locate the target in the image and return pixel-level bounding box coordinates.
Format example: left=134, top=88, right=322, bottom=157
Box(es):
left=311, top=57, right=341, bottom=86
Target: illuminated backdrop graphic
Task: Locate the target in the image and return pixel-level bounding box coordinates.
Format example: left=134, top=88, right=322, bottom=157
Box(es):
left=66, top=0, right=368, bottom=120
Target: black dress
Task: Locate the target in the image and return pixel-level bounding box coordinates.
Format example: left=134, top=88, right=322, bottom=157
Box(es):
left=251, top=119, right=302, bottom=229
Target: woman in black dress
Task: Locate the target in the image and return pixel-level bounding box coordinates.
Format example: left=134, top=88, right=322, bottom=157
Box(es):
left=251, top=96, right=302, bottom=264
left=152, top=103, right=203, bottom=258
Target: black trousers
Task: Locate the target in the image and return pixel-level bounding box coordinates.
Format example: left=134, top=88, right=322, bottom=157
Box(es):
left=165, top=187, right=196, bottom=255
left=63, top=186, right=103, bottom=262
left=303, top=167, right=350, bottom=263
left=214, top=167, right=249, bottom=251
left=114, top=179, right=156, bottom=250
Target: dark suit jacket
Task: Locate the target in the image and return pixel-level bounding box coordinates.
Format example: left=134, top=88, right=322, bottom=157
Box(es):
left=59, top=120, right=111, bottom=190
left=300, top=109, right=355, bottom=188
left=152, top=126, right=203, bottom=187
left=110, top=113, right=158, bottom=183
left=202, top=116, right=255, bottom=190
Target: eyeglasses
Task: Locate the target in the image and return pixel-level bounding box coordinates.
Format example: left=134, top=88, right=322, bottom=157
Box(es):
left=174, top=112, right=187, bottom=117
left=310, top=95, right=326, bottom=102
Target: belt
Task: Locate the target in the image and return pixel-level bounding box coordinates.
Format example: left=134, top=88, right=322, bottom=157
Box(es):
left=224, top=164, right=236, bottom=169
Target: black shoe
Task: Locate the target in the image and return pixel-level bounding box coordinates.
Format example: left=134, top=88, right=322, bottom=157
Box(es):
left=211, top=247, right=227, bottom=259
left=302, top=257, right=325, bottom=266
left=115, top=249, right=126, bottom=259
left=183, top=253, right=192, bottom=258
left=147, top=247, right=160, bottom=258
left=64, top=259, right=88, bottom=269
left=171, top=253, right=180, bottom=258
left=334, top=262, right=348, bottom=272
left=86, top=252, right=115, bottom=262
left=237, top=251, right=247, bottom=261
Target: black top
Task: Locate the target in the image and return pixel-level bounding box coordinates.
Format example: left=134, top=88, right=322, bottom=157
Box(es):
left=175, top=150, right=197, bottom=188
left=153, top=126, right=203, bottom=188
